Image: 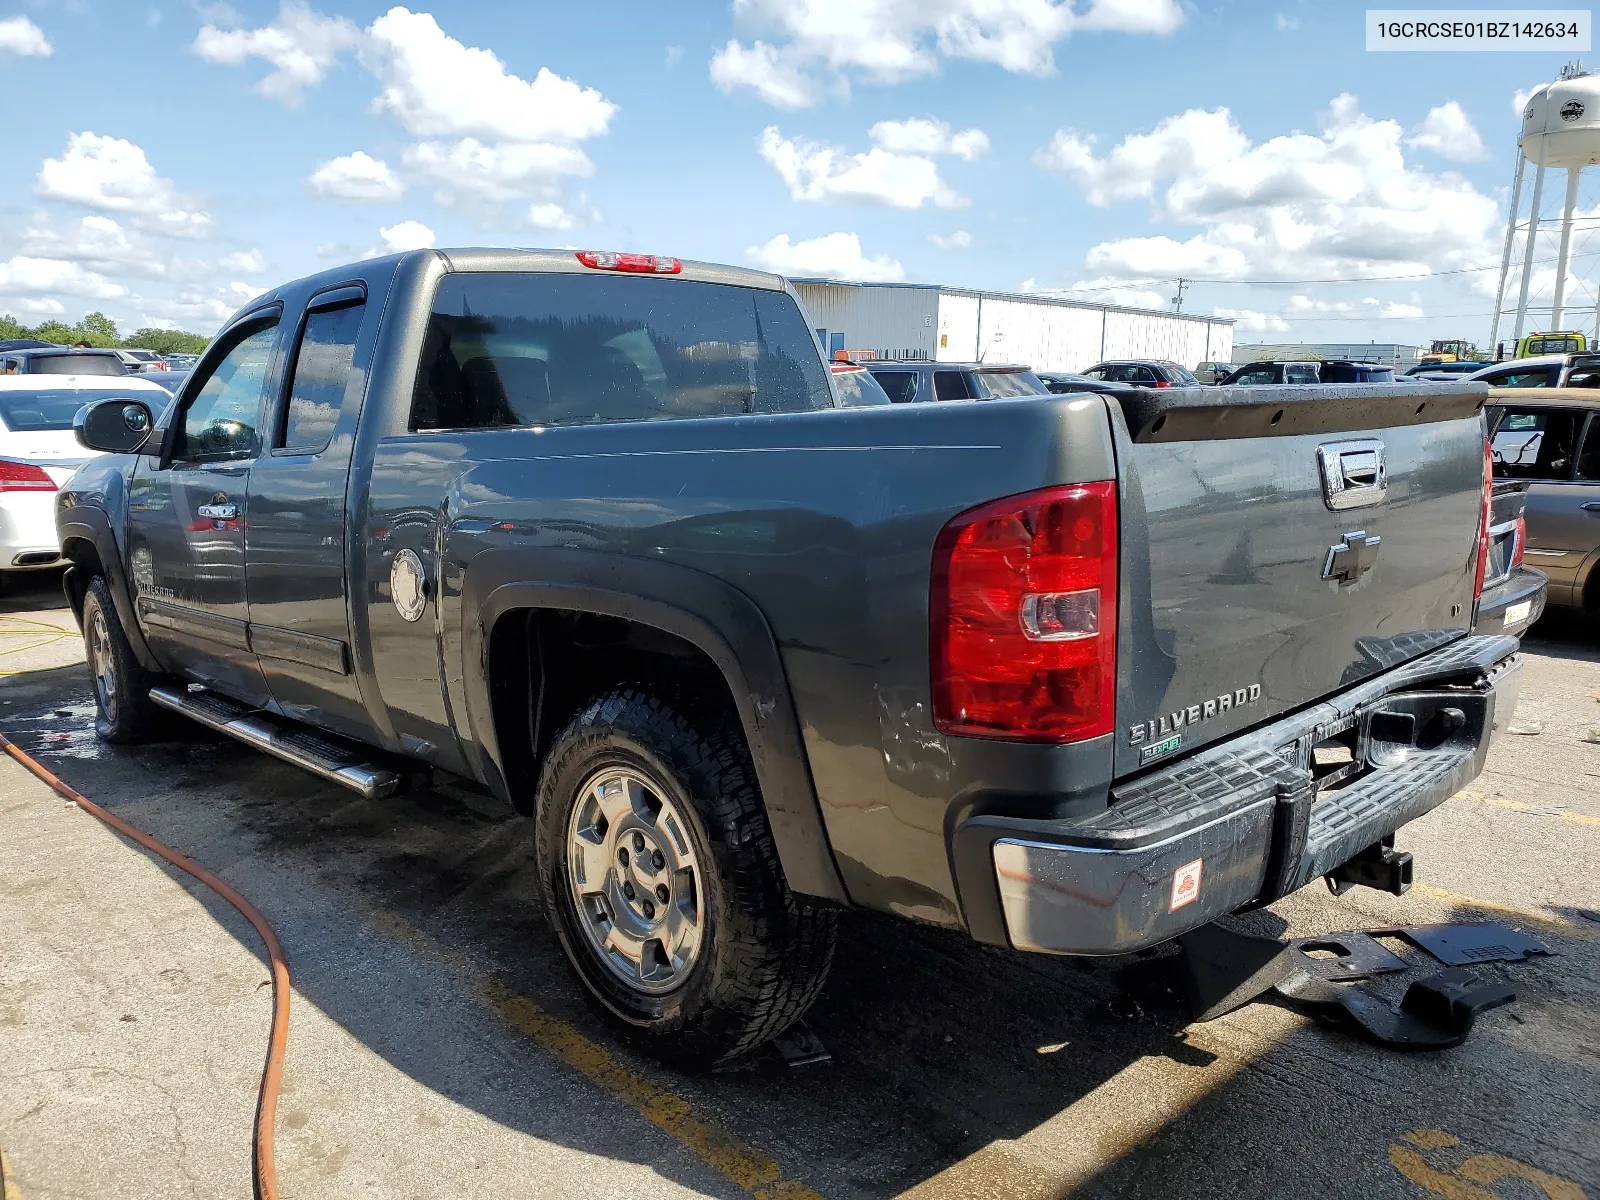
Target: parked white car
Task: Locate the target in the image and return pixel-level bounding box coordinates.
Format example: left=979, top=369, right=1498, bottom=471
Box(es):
left=0, top=375, right=170, bottom=587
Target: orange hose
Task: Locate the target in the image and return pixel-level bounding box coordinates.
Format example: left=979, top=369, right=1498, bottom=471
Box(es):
left=0, top=732, right=289, bottom=1200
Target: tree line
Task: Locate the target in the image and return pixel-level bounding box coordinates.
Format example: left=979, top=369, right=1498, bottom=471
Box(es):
left=0, top=310, right=211, bottom=356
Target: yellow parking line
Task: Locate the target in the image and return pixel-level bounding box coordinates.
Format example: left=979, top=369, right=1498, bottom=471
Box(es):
left=1388, top=1128, right=1588, bottom=1199
left=1456, top=789, right=1600, bottom=829
left=366, top=910, right=823, bottom=1200
left=1, top=1147, right=22, bottom=1200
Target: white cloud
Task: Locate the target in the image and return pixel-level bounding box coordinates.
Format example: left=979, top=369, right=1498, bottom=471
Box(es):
left=1274, top=14, right=1299, bottom=31
left=1041, top=94, right=1500, bottom=283
left=403, top=138, right=592, bottom=202
left=308, top=150, right=404, bottom=200
left=758, top=126, right=966, bottom=208
left=193, top=0, right=362, bottom=106
left=1407, top=101, right=1487, bottom=162
left=1513, top=86, right=1536, bottom=118
left=664, top=44, right=684, bottom=68
left=869, top=118, right=988, bottom=160
left=710, top=39, right=818, bottom=108
left=378, top=220, right=436, bottom=253
left=141, top=281, right=263, bottom=328
left=0, top=295, right=66, bottom=316
left=710, top=0, right=1182, bottom=107
left=36, top=132, right=214, bottom=238
left=0, top=15, right=52, bottom=57
left=746, top=232, right=906, bottom=281
left=527, top=202, right=579, bottom=230
left=1214, top=307, right=1291, bottom=333
left=218, top=248, right=267, bottom=274
left=0, top=256, right=129, bottom=301
left=930, top=229, right=973, bottom=249
left=364, top=7, right=616, bottom=144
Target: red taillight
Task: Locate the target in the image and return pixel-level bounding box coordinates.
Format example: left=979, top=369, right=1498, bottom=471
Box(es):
left=1151, top=379, right=1170, bottom=388
left=575, top=250, right=682, bottom=274
left=1512, top=515, right=1526, bottom=568
left=1473, top=441, right=1493, bottom=597
left=0, top=460, right=56, bottom=492
left=931, top=482, right=1118, bottom=742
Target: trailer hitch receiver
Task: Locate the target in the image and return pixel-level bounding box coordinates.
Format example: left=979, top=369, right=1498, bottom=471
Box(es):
left=1327, top=835, right=1413, bottom=896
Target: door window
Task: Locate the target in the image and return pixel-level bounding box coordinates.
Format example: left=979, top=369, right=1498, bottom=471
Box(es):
left=869, top=371, right=917, bottom=403
left=933, top=371, right=971, bottom=399
left=1491, top=408, right=1583, bottom=480
left=1576, top=416, right=1600, bottom=480
left=1284, top=363, right=1320, bottom=384
left=410, top=273, right=831, bottom=429
left=279, top=300, right=365, bottom=454
left=173, top=321, right=277, bottom=460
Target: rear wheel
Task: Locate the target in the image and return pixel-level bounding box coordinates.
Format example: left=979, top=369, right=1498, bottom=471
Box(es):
left=82, top=575, right=161, bottom=743
left=535, top=689, right=837, bottom=1068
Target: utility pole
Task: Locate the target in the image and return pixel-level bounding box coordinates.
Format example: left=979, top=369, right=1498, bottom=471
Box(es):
left=1172, top=278, right=1189, bottom=313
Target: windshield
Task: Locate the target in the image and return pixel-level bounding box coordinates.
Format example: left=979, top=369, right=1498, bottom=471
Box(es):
left=0, top=387, right=132, bottom=431
left=975, top=370, right=1046, bottom=398
left=832, top=369, right=891, bottom=406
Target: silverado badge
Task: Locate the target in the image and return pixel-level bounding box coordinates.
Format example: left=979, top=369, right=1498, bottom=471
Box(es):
left=1129, top=684, right=1262, bottom=759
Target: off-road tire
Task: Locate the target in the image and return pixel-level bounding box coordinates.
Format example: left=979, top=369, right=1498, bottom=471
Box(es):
left=535, top=688, right=837, bottom=1068
left=83, top=575, right=161, bottom=743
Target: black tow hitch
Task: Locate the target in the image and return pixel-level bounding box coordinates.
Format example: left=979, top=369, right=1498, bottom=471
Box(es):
left=1326, top=835, right=1413, bottom=896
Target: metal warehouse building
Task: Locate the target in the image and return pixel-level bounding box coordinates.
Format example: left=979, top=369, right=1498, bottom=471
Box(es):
left=793, top=280, right=1234, bottom=373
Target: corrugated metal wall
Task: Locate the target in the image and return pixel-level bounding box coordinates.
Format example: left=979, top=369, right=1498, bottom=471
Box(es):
left=936, top=292, right=979, bottom=360
left=792, top=283, right=939, bottom=360
left=792, top=281, right=1233, bottom=370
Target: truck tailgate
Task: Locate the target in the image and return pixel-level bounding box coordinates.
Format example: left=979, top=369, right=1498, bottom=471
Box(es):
left=1107, top=383, right=1488, bottom=779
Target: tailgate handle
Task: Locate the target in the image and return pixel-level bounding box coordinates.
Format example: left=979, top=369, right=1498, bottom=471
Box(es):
left=1317, top=439, right=1387, bottom=511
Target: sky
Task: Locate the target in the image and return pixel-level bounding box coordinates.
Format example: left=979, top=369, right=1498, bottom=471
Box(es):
left=0, top=0, right=1588, bottom=348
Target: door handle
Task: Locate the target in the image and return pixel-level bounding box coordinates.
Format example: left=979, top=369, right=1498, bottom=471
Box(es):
left=1582, top=502, right=1600, bottom=512
left=197, top=503, right=238, bottom=520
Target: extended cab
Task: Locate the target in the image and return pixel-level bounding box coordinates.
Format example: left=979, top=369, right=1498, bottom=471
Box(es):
left=59, top=249, right=1533, bottom=1066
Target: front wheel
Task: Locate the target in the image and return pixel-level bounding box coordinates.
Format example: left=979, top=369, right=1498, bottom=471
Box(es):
left=535, top=689, right=837, bottom=1068
left=82, top=575, right=161, bottom=743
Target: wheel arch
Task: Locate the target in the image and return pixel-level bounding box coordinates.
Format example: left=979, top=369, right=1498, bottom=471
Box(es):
left=56, top=503, right=161, bottom=671
left=458, top=547, right=849, bottom=904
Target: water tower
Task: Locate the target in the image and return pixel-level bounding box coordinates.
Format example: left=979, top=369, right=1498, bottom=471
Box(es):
left=1491, top=63, right=1600, bottom=351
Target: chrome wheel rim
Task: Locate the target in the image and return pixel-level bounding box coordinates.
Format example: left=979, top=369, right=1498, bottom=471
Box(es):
left=88, top=607, right=117, bottom=724
left=566, top=767, right=704, bottom=995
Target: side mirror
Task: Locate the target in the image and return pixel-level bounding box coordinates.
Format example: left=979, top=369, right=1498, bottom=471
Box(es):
left=75, top=397, right=155, bottom=454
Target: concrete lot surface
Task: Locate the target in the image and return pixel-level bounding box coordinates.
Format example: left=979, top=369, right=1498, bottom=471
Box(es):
left=0, top=572, right=1595, bottom=1199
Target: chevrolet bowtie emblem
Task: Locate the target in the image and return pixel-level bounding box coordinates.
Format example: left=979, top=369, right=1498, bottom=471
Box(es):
left=1323, top=530, right=1381, bottom=585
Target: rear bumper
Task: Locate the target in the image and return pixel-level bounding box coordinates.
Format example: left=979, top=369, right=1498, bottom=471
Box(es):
left=951, top=634, right=1521, bottom=956
left=0, top=491, right=64, bottom=569
left=1474, top=566, right=1547, bottom=637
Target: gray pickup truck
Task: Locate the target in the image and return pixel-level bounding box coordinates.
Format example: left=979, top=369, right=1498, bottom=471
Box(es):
left=57, top=248, right=1532, bottom=1066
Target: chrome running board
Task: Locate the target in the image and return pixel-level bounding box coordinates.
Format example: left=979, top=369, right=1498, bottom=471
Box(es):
left=148, top=685, right=403, bottom=800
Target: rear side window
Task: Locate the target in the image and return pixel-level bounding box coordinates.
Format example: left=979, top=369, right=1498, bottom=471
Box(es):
left=410, top=273, right=832, bottom=430
left=869, top=370, right=918, bottom=403
left=1492, top=408, right=1583, bottom=480
left=1284, top=364, right=1320, bottom=384
left=280, top=299, right=365, bottom=453
left=1229, top=366, right=1278, bottom=385
left=933, top=371, right=971, bottom=400
left=832, top=369, right=891, bottom=406
left=29, top=354, right=125, bottom=377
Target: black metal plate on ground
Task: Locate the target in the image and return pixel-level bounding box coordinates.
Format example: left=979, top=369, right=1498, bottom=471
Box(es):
left=1373, top=922, right=1554, bottom=966
left=1288, top=933, right=1410, bottom=982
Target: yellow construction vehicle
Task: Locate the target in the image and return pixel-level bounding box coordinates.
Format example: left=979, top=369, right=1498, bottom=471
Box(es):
left=1514, top=330, right=1587, bottom=358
